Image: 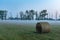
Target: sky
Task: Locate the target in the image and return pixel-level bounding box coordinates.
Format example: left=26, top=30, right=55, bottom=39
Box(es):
left=0, top=0, right=60, bottom=18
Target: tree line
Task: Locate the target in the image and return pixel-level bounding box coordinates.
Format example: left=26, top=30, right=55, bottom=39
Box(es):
left=0, top=9, right=56, bottom=20
left=20, top=9, right=48, bottom=20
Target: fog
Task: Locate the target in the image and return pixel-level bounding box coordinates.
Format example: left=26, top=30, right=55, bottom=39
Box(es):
left=0, top=20, right=60, bottom=25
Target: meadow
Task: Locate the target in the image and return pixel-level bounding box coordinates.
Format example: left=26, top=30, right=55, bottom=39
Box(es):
left=0, top=20, right=60, bottom=40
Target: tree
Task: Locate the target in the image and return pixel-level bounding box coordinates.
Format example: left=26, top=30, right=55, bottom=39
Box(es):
left=4, top=12, right=7, bottom=20
left=8, top=12, right=14, bottom=20
left=55, top=11, right=58, bottom=20
left=29, top=10, right=35, bottom=20
left=26, top=10, right=29, bottom=14
left=35, top=11, right=38, bottom=20
left=25, top=10, right=30, bottom=20
left=20, top=11, right=24, bottom=20
left=25, top=10, right=35, bottom=20
left=39, top=10, right=48, bottom=20
left=15, top=13, right=19, bottom=20
left=0, top=10, right=7, bottom=20
left=25, top=10, right=38, bottom=20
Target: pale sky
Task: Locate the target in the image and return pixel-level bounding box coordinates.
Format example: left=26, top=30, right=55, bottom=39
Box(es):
left=0, top=0, right=60, bottom=18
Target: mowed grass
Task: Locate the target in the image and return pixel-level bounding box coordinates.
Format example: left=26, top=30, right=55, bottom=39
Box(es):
left=0, top=22, right=60, bottom=40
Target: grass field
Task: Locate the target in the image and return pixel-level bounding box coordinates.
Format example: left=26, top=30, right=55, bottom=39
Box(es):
left=0, top=20, right=60, bottom=40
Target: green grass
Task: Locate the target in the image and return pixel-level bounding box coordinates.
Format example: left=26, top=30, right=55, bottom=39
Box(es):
left=0, top=23, right=60, bottom=40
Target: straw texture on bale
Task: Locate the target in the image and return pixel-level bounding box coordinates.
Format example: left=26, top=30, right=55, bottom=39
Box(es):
left=36, top=22, right=50, bottom=33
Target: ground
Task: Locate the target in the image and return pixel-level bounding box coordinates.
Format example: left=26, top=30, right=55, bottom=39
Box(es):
left=0, top=20, right=60, bottom=40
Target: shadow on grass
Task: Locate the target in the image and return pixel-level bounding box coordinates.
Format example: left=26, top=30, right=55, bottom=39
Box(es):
left=21, top=31, right=50, bottom=35
left=33, top=31, right=50, bottom=34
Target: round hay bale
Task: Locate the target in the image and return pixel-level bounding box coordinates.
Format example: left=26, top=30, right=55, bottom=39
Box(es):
left=36, top=22, right=50, bottom=33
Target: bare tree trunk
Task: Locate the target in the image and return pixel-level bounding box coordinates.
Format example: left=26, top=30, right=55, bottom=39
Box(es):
left=1, top=15, right=3, bottom=20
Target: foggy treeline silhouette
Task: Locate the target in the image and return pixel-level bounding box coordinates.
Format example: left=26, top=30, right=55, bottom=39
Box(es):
left=0, top=9, right=59, bottom=20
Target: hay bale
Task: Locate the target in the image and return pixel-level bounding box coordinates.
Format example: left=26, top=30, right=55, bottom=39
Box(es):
left=36, top=22, right=50, bottom=33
